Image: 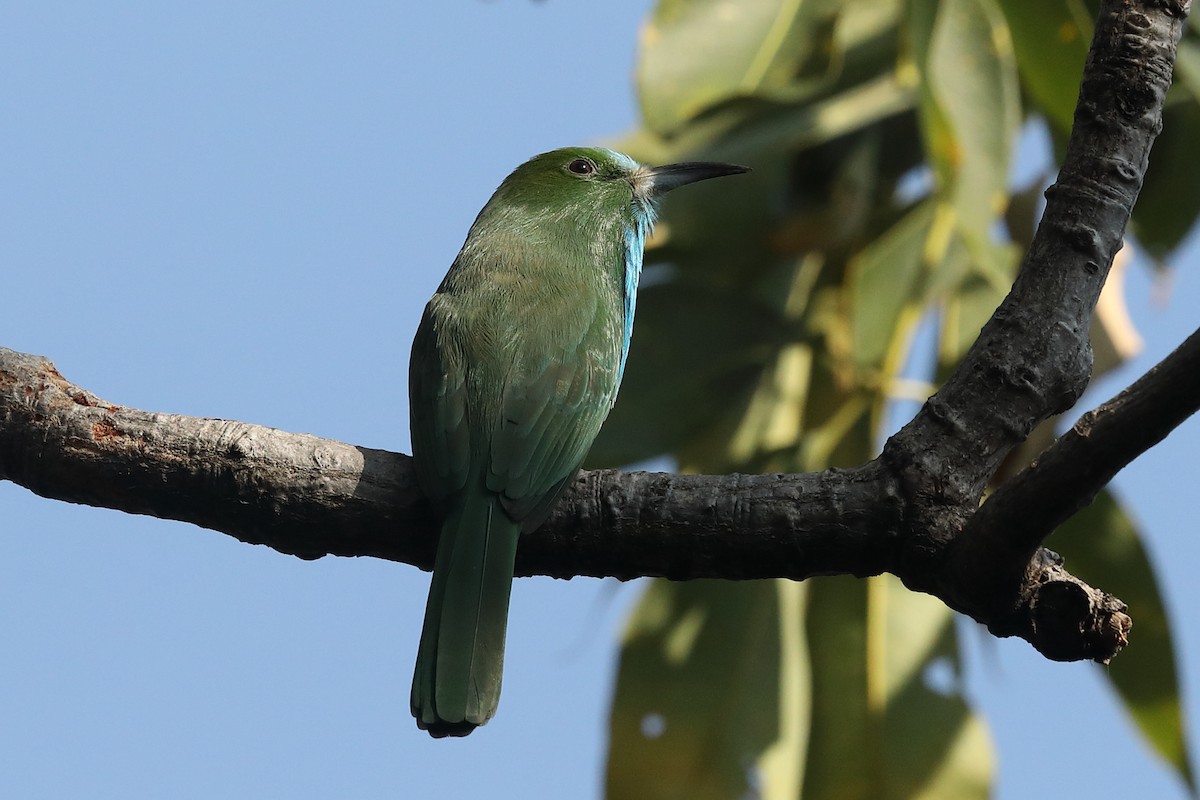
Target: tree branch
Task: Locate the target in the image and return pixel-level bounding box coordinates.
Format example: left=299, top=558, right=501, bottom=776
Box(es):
left=0, top=346, right=902, bottom=579
left=971, top=325, right=1200, bottom=554
left=881, top=0, right=1186, bottom=640
left=0, top=342, right=1127, bottom=665
left=0, top=0, right=1190, bottom=668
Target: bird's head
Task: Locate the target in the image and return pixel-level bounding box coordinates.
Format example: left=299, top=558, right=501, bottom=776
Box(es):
left=488, top=147, right=748, bottom=225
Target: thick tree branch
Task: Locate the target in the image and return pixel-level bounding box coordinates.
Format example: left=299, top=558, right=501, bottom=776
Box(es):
left=0, top=0, right=1189, bottom=668
left=0, top=347, right=902, bottom=579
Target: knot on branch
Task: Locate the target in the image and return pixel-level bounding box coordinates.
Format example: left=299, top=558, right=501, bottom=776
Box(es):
left=1026, top=573, right=1131, bottom=664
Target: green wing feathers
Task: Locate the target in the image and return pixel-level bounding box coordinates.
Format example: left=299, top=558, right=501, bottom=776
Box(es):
left=490, top=344, right=619, bottom=527
left=409, top=304, right=470, bottom=505
left=409, top=246, right=624, bottom=736
left=411, top=488, right=521, bottom=737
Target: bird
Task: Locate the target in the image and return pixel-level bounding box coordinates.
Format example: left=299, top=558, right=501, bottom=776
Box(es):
left=408, top=146, right=747, bottom=737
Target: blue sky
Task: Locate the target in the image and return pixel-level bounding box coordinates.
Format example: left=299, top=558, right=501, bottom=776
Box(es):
left=1, top=3, right=1197, bottom=798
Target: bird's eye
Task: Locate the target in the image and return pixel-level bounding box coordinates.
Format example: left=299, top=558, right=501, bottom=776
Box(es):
left=567, top=158, right=596, bottom=175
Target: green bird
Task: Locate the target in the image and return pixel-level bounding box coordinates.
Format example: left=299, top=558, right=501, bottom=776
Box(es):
left=409, top=146, right=747, bottom=737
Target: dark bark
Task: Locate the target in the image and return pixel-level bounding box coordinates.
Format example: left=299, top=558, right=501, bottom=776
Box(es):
left=0, top=0, right=1192, bottom=666
left=0, top=347, right=900, bottom=579
left=895, top=0, right=1190, bottom=648
left=973, top=325, right=1200, bottom=553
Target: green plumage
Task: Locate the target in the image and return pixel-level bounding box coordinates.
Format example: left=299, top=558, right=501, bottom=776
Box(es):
left=409, top=147, right=746, bottom=737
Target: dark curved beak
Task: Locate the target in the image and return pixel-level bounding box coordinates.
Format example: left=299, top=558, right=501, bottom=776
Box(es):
left=645, top=162, right=750, bottom=196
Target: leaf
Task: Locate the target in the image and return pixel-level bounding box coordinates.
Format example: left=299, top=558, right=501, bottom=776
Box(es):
left=1125, top=34, right=1200, bottom=258
left=995, top=0, right=1092, bottom=134
left=606, top=575, right=993, bottom=800
left=1003, top=173, right=1049, bottom=249
left=936, top=233, right=1018, bottom=373
left=637, top=0, right=845, bottom=135
left=1130, top=96, right=1200, bottom=259
left=758, top=580, right=812, bottom=800
left=1049, top=490, right=1196, bottom=791
left=586, top=282, right=779, bottom=468
left=1127, top=35, right=1200, bottom=259
left=910, top=0, right=1021, bottom=250
left=1173, top=36, right=1200, bottom=105
left=849, top=200, right=935, bottom=369
left=801, top=574, right=993, bottom=799
left=605, top=580, right=787, bottom=800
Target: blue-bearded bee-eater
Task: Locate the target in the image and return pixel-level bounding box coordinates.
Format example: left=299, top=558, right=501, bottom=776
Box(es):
left=408, top=147, right=747, bottom=736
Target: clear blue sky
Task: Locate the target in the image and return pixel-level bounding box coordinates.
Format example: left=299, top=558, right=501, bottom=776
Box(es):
left=1, top=4, right=1196, bottom=798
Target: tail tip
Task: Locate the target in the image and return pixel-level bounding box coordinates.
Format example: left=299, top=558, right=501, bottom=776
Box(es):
left=416, top=717, right=480, bottom=738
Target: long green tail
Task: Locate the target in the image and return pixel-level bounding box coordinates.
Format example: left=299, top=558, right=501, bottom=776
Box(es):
left=411, top=490, right=521, bottom=737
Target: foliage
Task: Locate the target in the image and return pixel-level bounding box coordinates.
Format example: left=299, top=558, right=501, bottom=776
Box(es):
left=587, top=0, right=1199, bottom=796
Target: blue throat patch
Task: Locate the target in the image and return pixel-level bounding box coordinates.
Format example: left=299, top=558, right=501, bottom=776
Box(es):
left=617, top=199, right=656, bottom=397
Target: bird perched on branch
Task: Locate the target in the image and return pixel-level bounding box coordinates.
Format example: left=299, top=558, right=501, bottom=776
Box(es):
left=408, top=146, right=747, bottom=737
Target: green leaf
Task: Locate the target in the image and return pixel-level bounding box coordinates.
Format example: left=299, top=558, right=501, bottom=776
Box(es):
left=637, top=0, right=845, bottom=135
left=1049, top=490, right=1195, bottom=791
left=936, top=233, right=1017, bottom=372
left=1130, top=98, right=1200, bottom=259
left=849, top=200, right=935, bottom=368
left=802, top=574, right=993, bottom=799
left=758, top=580, right=812, bottom=799
left=792, top=575, right=988, bottom=800
left=910, top=0, right=1021, bottom=248
left=586, top=282, right=779, bottom=468
left=1172, top=36, right=1200, bottom=105
left=606, top=575, right=993, bottom=800
left=995, top=0, right=1092, bottom=134
left=605, top=580, right=788, bottom=800
left=1127, top=36, right=1200, bottom=258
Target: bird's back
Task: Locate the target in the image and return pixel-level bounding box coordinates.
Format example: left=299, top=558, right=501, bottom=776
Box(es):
left=411, top=201, right=628, bottom=522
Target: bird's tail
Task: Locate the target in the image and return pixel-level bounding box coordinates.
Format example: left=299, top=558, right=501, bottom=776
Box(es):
left=411, top=490, right=521, bottom=737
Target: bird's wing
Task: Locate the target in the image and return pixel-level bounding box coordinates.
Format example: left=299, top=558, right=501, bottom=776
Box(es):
left=487, top=305, right=621, bottom=530
left=409, top=297, right=472, bottom=508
